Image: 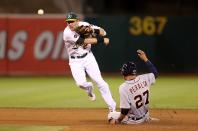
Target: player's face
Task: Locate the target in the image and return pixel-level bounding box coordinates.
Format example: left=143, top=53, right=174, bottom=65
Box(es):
left=67, top=20, right=78, bottom=31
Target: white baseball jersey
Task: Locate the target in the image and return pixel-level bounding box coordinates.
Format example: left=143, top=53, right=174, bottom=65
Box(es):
left=63, top=21, right=100, bottom=57
left=62, top=21, right=116, bottom=111
left=119, top=73, right=155, bottom=124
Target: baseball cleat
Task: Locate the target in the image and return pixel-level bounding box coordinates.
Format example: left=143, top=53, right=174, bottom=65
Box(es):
left=88, top=86, right=96, bottom=101
left=89, top=93, right=96, bottom=101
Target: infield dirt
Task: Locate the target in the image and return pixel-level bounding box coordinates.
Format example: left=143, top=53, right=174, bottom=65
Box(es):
left=0, top=108, right=197, bottom=131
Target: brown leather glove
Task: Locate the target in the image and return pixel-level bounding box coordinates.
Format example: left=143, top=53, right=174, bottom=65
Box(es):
left=75, top=25, right=93, bottom=38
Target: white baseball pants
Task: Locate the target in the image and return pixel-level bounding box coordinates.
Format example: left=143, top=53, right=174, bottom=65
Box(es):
left=69, top=52, right=116, bottom=111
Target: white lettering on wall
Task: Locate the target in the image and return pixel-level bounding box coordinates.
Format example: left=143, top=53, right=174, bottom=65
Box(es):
left=0, top=31, right=6, bottom=59
left=34, top=31, right=53, bottom=60
left=8, top=31, right=27, bottom=60
left=52, top=32, right=69, bottom=60
left=1, top=30, right=68, bottom=61
left=52, top=32, right=63, bottom=60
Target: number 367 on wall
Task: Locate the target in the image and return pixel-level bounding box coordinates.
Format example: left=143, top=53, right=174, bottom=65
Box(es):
left=129, top=16, right=167, bottom=36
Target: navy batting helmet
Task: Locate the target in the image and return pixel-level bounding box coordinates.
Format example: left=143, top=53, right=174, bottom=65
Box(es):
left=66, top=12, right=78, bottom=22
left=121, top=61, right=137, bottom=76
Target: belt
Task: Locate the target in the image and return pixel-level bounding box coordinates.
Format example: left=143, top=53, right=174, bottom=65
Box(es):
left=70, top=53, right=88, bottom=59
left=129, top=110, right=148, bottom=121
left=130, top=115, right=144, bottom=121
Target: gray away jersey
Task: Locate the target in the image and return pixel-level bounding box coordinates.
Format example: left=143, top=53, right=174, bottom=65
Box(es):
left=119, top=73, right=155, bottom=118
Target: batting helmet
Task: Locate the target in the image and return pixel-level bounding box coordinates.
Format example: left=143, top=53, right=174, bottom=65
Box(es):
left=66, top=12, right=78, bottom=22
left=120, top=61, right=137, bottom=76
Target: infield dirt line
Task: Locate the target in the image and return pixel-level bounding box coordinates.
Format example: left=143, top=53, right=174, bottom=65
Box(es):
left=0, top=108, right=197, bottom=131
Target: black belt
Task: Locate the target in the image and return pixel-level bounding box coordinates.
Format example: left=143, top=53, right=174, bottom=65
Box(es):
left=70, top=53, right=88, bottom=59
left=130, top=115, right=144, bottom=121
left=129, top=110, right=148, bottom=121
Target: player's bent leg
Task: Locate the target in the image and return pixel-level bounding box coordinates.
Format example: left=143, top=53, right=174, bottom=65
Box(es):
left=69, top=62, right=96, bottom=101
left=77, top=82, right=96, bottom=101
left=84, top=54, right=116, bottom=109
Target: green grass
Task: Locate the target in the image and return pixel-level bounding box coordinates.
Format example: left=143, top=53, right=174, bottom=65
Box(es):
left=0, top=75, right=197, bottom=130
left=0, top=75, right=198, bottom=109
left=150, top=76, right=198, bottom=109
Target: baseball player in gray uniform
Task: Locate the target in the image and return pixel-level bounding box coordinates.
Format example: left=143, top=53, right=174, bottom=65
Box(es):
left=108, top=49, right=158, bottom=124
left=63, top=12, right=116, bottom=112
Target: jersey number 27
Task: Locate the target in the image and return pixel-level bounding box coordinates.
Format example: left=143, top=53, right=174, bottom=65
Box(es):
left=134, top=90, right=149, bottom=109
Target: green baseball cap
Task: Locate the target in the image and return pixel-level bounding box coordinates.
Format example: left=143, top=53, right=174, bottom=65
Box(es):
left=65, top=12, right=78, bottom=22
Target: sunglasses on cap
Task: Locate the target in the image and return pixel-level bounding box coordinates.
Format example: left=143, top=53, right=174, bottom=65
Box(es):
left=67, top=21, right=75, bottom=24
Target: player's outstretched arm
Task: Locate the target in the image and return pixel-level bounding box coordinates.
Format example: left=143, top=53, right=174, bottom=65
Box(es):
left=137, top=49, right=158, bottom=78
left=84, top=37, right=109, bottom=45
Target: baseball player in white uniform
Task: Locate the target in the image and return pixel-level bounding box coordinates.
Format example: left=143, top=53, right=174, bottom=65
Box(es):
left=63, top=12, right=116, bottom=112
left=108, top=49, right=158, bottom=124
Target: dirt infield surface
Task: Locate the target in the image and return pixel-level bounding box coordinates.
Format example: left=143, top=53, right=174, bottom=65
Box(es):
left=0, top=108, right=197, bottom=131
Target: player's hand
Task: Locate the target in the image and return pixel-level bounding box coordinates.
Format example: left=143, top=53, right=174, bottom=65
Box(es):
left=109, top=118, right=116, bottom=124
left=99, top=28, right=106, bottom=36
left=137, top=49, right=148, bottom=62
left=109, top=118, right=117, bottom=124
left=104, top=38, right=109, bottom=46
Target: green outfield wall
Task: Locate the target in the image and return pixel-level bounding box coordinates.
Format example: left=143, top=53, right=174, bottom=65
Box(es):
left=86, top=16, right=198, bottom=73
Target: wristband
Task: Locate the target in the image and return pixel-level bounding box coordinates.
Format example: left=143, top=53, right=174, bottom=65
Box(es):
left=96, top=36, right=104, bottom=43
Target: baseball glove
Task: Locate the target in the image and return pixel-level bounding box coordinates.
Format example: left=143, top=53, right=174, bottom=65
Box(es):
left=75, top=25, right=93, bottom=38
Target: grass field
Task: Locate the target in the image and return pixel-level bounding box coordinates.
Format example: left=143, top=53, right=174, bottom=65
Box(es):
left=0, top=75, right=197, bottom=109
left=0, top=75, right=198, bottom=131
